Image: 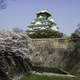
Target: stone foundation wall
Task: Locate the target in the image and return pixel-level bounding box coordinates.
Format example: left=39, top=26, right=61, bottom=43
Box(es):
left=32, top=38, right=70, bottom=49
left=31, top=38, right=72, bottom=67
left=31, top=38, right=80, bottom=76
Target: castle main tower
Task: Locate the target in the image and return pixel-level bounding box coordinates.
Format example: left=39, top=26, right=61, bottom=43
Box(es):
left=27, top=10, right=59, bottom=32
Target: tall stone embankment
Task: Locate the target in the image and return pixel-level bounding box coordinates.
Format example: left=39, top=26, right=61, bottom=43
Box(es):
left=31, top=38, right=80, bottom=76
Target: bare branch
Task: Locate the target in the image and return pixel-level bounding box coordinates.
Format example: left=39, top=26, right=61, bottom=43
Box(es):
left=0, top=0, right=7, bottom=9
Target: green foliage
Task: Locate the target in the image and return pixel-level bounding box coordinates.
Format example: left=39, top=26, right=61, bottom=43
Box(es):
left=71, top=32, right=80, bottom=39
left=71, top=23, right=80, bottom=39
left=71, top=32, right=80, bottom=42
left=27, top=29, right=63, bottom=38
left=20, top=74, right=75, bottom=80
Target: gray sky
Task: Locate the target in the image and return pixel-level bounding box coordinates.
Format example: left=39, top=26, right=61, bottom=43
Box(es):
left=0, top=0, right=80, bottom=35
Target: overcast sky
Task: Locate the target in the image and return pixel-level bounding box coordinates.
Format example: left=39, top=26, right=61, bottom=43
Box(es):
left=0, top=0, right=80, bottom=35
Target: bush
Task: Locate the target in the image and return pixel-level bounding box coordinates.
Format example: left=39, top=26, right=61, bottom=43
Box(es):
left=71, top=32, right=80, bottom=42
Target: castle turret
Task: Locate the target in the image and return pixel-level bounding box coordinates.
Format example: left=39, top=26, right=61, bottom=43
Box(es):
left=27, top=10, right=59, bottom=32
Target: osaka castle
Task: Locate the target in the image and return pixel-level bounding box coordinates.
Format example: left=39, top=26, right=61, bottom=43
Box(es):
left=27, top=10, right=59, bottom=33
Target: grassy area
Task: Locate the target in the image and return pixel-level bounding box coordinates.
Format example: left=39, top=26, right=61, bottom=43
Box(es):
left=20, top=74, right=76, bottom=80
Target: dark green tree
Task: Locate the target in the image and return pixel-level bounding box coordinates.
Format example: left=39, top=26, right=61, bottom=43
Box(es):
left=71, top=24, right=80, bottom=39
left=71, top=24, right=80, bottom=42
